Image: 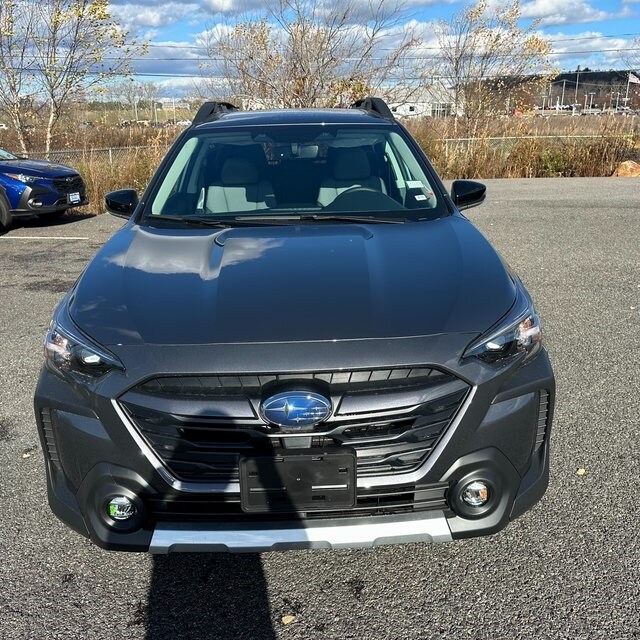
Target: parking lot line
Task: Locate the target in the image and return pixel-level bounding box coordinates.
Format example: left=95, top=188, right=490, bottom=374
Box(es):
left=0, top=235, right=89, bottom=240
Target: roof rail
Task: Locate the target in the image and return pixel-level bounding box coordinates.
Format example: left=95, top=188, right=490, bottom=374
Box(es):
left=350, top=97, right=394, bottom=120
left=192, top=101, right=239, bottom=124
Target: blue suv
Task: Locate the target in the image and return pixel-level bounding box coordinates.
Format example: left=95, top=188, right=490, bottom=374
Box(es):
left=0, top=148, right=88, bottom=229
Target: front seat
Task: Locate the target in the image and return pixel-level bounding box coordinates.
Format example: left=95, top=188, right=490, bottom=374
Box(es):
left=206, top=157, right=274, bottom=213
left=317, top=148, right=386, bottom=207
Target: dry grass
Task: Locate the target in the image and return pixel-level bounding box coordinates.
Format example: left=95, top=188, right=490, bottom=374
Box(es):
left=407, top=115, right=639, bottom=178
left=74, top=145, right=169, bottom=212
left=1, top=115, right=638, bottom=213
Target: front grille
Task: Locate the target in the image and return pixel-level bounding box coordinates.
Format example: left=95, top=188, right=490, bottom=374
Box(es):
left=120, top=367, right=470, bottom=483
left=37, top=408, right=61, bottom=469
left=52, top=175, right=84, bottom=193
left=138, top=367, right=455, bottom=397
left=145, top=482, right=449, bottom=523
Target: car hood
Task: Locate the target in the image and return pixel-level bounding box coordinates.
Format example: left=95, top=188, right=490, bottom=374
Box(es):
left=69, top=216, right=516, bottom=346
left=0, top=158, right=77, bottom=178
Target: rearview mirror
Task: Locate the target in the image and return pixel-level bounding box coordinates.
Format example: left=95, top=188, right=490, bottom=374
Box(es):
left=451, top=180, right=486, bottom=211
left=105, top=189, right=138, bottom=218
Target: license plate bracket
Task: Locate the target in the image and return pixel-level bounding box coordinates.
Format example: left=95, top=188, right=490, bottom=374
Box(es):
left=240, top=449, right=356, bottom=513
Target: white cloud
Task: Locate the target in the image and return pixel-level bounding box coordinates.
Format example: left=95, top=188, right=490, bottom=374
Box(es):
left=549, top=30, right=635, bottom=67
left=111, top=2, right=201, bottom=28
left=521, top=0, right=622, bottom=25
left=201, top=0, right=265, bottom=14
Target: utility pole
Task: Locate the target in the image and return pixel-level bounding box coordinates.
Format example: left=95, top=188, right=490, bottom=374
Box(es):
left=625, top=73, right=631, bottom=102
left=574, top=66, right=581, bottom=105
left=584, top=93, right=588, bottom=111
left=561, top=79, right=566, bottom=108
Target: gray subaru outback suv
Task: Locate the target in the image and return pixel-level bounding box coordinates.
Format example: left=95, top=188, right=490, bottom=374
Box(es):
left=34, top=98, right=554, bottom=552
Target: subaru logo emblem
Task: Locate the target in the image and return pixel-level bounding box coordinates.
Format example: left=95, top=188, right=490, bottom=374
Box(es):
left=260, top=392, right=332, bottom=430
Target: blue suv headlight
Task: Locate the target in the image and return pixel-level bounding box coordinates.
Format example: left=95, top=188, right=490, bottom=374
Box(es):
left=5, top=172, right=38, bottom=184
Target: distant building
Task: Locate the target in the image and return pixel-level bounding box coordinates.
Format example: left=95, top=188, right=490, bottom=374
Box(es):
left=387, top=86, right=462, bottom=119
left=544, top=69, right=640, bottom=111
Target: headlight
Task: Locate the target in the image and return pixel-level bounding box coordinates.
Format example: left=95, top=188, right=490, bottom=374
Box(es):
left=44, top=302, right=123, bottom=379
left=464, top=279, right=542, bottom=363
left=5, top=172, right=38, bottom=184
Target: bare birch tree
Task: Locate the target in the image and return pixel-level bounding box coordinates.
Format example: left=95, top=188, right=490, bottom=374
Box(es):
left=200, top=0, right=419, bottom=108
left=0, top=3, right=38, bottom=154
left=0, top=0, right=144, bottom=153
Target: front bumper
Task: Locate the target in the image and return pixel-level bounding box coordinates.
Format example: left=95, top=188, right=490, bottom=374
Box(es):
left=11, top=183, right=88, bottom=215
left=149, top=512, right=453, bottom=552
left=35, top=343, right=555, bottom=553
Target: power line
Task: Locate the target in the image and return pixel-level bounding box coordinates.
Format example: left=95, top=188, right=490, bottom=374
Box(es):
left=13, top=46, right=640, bottom=64
left=143, top=31, right=640, bottom=52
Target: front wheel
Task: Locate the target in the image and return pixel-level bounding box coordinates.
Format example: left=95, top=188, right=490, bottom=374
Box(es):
left=0, top=197, right=12, bottom=231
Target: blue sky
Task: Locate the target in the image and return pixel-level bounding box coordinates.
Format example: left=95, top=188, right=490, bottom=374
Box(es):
left=107, top=0, right=640, bottom=95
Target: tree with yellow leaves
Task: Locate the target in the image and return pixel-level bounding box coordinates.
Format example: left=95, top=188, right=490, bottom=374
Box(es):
left=433, top=0, right=555, bottom=132
left=0, top=0, right=145, bottom=153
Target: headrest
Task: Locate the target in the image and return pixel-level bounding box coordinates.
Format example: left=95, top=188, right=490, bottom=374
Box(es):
left=220, top=157, right=259, bottom=185
left=333, top=149, right=372, bottom=181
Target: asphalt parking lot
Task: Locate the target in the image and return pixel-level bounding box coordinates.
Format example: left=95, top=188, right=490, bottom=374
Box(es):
left=1, top=177, right=639, bottom=640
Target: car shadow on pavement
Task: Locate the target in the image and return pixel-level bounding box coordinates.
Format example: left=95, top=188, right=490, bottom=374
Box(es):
left=146, top=553, right=276, bottom=640
left=143, top=438, right=315, bottom=640
left=5, top=212, right=95, bottom=233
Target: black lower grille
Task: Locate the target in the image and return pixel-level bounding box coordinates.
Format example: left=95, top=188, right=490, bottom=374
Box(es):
left=120, top=367, right=470, bottom=483
left=52, top=175, right=84, bottom=193
left=535, top=390, right=550, bottom=451
left=37, top=408, right=61, bottom=469
left=146, top=483, right=449, bottom=523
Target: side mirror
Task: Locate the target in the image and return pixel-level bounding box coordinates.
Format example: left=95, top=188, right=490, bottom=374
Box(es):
left=105, top=189, right=138, bottom=218
left=451, top=180, right=486, bottom=211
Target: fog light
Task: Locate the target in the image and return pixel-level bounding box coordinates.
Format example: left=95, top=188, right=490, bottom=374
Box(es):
left=107, top=496, right=136, bottom=521
left=461, top=481, right=489, bottom=507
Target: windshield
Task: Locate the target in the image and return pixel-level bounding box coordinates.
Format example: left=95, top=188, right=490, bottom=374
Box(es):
left=145, top=124, right=446, bottom=223
left=0, top=149, right=18, bottom=161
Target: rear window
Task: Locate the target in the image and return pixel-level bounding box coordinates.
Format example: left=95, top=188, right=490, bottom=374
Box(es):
left=147, top=124, right=446, bottom=220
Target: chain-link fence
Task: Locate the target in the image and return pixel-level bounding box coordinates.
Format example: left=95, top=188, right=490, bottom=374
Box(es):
left=33, top=145, right=171, bottom=167
left=442, top=134, right=636, bottom=160
left=30, top=134, right=639, bottom=210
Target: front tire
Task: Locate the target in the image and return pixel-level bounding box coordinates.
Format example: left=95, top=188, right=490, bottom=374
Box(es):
left=0, top=197, right=12, bottom=231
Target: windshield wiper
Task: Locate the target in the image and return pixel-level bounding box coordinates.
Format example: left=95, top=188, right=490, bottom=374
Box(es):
left=300, top=214, right=408, bottom=224
left=144, top=214, right=288, bottom=227
left=146, top=213, right=410, bottom=227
